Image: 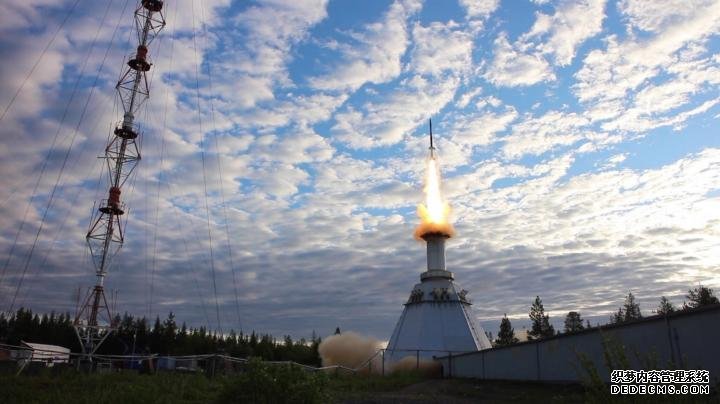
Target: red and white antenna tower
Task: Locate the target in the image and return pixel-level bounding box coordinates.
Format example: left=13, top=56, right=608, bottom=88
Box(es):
left=73, top=0, right=166, bottom=358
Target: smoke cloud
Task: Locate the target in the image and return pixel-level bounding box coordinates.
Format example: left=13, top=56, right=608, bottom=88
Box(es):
left=318, top=331, right=442, bottom=375
left=318, top=331, right=383, bottom=371
left=389, top=355, right=442, bottom=375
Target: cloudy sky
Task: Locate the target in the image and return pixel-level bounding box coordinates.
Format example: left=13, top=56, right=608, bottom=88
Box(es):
left=0, top=0, right=719, bottom=340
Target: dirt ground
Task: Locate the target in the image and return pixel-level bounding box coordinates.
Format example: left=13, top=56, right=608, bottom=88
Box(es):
left=336, top=378, right=586, bottom=404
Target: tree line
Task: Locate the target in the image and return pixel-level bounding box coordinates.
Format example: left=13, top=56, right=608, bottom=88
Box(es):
left=0, top=310, right=322, bottom=366
left=493, top=285, right=719, bottom=347
left=3, top=285, right=717, bottom=358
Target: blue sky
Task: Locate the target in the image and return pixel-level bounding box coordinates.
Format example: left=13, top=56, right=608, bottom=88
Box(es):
left=0, top=0, right=719, bottom=341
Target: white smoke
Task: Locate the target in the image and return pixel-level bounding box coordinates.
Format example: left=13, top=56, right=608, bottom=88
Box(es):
left=318, top=331, right=383, bottom=372
left=318, top=331, right=441, bottom=375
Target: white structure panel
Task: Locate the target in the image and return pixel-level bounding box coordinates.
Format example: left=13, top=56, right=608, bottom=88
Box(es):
left=386, top=276, right=491, bottom=361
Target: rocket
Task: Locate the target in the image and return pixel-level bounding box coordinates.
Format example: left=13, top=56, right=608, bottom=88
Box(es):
left=428, top=118, right=435, bottom=158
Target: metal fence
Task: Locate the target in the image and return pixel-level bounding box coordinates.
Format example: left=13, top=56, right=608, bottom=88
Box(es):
left=9, top=305, right=716, bottom=382
left=0, top=342, right=468, bottom=378
left=0, top=342, right=369, bottom=377
left=435, top=304, right=720, bottom=384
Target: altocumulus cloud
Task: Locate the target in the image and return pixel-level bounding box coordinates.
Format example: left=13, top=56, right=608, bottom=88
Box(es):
left=0, top=0, right=719, bottom=340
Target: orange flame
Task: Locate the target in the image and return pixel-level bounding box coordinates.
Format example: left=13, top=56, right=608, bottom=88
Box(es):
left=414, top=155, right=455, bottom=239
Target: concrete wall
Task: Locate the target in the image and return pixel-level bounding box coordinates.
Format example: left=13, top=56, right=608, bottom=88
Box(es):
left=436, top=304, right=720, bottom=384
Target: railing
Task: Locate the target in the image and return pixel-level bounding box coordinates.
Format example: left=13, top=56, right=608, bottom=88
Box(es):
left=0, top=342, right=473, bottom=377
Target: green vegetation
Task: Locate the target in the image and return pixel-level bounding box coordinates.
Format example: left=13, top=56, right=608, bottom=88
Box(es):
left=327, top=370, right=425, bottom=397
left=0, top=361, right=433, bottom=404
left=218, top=358, right=329, bottom=403
left=612, top=286, right=719, bottom=324
left=328, top=372, right=584, bottom=403
left=611, top=291, right=643, bottom=324
left=684, top=286, right=719, bottom=310
left=578, top=335, right=719, bottom=404
left=0, top=365, right=593, bottom=404
left=0, top=360, right=329, bottom=404
left=494, top=314, right=519, bottom=346
left=0, top=370, right=221, bottom=404
left=495, top=285, right=719, bottom=346
left=0, top=309, right=321, bottom=365
left=563, top=311, right=585, bottom=333
left=528, top=295, right=555, bottom=339
left=656, top=296, right=676, bottom=315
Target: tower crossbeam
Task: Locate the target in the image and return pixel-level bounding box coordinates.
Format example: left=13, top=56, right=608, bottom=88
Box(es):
left=73, top=0, right=165, bottom=359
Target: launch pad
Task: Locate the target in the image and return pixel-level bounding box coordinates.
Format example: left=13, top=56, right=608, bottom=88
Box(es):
left=386, top=231, right=492, bottom=360
left=386, top=122, right=491, bottom=362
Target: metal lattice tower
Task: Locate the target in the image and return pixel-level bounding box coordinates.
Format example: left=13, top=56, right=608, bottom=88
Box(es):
left=73, top=0, right=166, bottom=358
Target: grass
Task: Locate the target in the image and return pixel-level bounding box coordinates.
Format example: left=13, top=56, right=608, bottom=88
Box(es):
left=329, top=375, right=589, bottom=403
left=2, top=357, right=716, bottom=404
left=1, top=369, right=587, bottom=404
left=327, top=370, right=426, bottom=392
left=325, top=371, right=427, bottom=402
left=1, top=358, right=330, bottom=404
left=0, top=370, right=221, bottom=404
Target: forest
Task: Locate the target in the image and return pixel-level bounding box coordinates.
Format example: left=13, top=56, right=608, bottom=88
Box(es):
left=0, top=309, right=322, bottom=366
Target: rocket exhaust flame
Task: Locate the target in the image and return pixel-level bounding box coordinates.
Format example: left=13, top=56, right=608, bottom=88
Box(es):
left=414, top=143, right=455, bottom=240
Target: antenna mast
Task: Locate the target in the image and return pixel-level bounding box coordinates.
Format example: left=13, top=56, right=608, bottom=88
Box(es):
left=73, top=0, right=166, bottom=359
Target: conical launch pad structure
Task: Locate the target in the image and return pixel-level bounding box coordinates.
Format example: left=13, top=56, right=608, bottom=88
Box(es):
left=386, top=122, right=491, bottom=361
left=386, top=232, right=492, bottom=360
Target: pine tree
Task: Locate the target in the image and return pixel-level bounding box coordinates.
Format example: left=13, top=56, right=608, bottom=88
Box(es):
left=611, top=292, right=642, bottom=324
left=611, top=307, right=624, bottom=324
left=622, top=292, right=642, bottom=321
left=528, top=296, right=555, bottom=339
left=0, top=312, right=8, bottom=342
left=563, top=311, right=584, bottom=333
left=495, top=314, right=519, bottom=346
left=656, top=296, right=675, bottom=315
left=161, top=312, right=177, bottom=354
left=150, top=316, right=164, bottom=353
left=683, top=286, right=719, bottom=309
